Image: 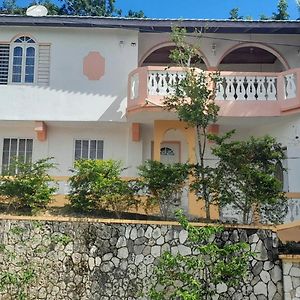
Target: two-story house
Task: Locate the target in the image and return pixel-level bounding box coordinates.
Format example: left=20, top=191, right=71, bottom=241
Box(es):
left=0, top=15, right=300, bottom=222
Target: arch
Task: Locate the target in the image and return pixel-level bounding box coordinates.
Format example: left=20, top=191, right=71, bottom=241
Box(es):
left=10, top=34, right=37, bottom=44
left=217, top=42, right=289, bottom=71
left=139, top=41, right=210, bottom=69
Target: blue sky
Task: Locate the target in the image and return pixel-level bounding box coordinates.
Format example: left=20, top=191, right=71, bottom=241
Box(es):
left=117, top=0, right=299, bottom=20
left=5, top=0, right=300, bottom=20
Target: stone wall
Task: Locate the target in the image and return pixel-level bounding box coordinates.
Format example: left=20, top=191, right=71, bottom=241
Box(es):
left=282, top=258, right=300, bottom=300
left=0, top=219, right=284, bottom=299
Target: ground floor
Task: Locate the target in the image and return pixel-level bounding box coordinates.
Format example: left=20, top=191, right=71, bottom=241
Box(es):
left=0, top=114, right=300, bottom=222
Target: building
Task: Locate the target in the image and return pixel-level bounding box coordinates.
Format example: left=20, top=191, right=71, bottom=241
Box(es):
left=0, top=15, right=300, bottom=221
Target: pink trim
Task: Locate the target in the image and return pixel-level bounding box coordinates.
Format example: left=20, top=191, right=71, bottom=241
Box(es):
left=83, top=51, right=105, bottom=80
left=34, top=121, right=47, bottom=142
left=132, top=123, right=141, bottom=142
left=139, top=41, right=210, bottom=69
left=127, top=67, right=300, bottom=117
left=217, top=42, right=289, bottom=70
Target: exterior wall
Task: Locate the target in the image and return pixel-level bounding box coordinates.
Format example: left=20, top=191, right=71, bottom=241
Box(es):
left=281, top=257, right=300, bottom=300
left=0, top=121, right=142, bottom=177
left=0, top=218, right=284, bottom=300
left=138, top=32, right=300, bottom=69
left=0, top=27, right=138, bottom=122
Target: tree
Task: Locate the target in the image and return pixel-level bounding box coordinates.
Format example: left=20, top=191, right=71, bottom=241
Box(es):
left=0, top=0, right=25, bottom=14
left=229, top=8, right=243, bottom=20
left=61, top=0, right=121, bottom=16
left=126, top=9, right=146, bottom=18
left=272, top=0, right=289, bottom=20
left=163, top=27, right=220, bottom=220
left=211, top=134, right=288, bottom=224
left=149, top=210, right=251, bottom=300
left=138, top=160, right=190, bottom=220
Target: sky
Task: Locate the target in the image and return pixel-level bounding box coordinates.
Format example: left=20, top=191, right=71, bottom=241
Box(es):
left=117, top=0, right=300, bottom=20
left=5, top=0, right=300, bottom=20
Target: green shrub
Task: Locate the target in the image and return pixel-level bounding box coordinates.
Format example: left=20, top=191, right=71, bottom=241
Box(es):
left=0, top=158, right=57, bottom=213
left=68, top=159, right=139, bottom=217
left=138, top=160, right=190, bottom=219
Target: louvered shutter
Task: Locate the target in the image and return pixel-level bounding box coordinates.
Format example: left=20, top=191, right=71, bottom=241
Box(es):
left=0, top=44, right=9, bottom=85
left=37, top=44, right=50, bottom=86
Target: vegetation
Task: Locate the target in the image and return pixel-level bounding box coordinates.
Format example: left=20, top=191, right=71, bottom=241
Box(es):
left=149, top=210, right=251, bottom=299
left=68, top=159, right=139, bottom=218
left=0, top=158, right=57, bottom=214
left=164, top=27, right=220, bottom=220
left=138, top=160, right=190, bottom=219
left=211, top=133, right=288, bottom=224
left=229, top=8, right=243, bottom=20
left=0, top=0, right=145, bottom=18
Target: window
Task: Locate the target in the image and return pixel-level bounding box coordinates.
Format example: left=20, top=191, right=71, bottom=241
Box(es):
left=1, top=138, right=33, bottom=174
left=0, top=35, right=50, bottom=86
left=11, top=36, right=36, bottom=84
left=74, top=140, right=104, bottom=160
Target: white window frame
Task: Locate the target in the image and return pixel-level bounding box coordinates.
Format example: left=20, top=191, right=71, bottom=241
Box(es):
left=73, top=139, right=104, bottom=161
left=9, top=36, right=37, bottom=85
left=1, top=137, right=33, bottom=174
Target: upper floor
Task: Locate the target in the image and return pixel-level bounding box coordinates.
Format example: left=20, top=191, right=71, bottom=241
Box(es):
left=0, top=16, right=300, bottom=121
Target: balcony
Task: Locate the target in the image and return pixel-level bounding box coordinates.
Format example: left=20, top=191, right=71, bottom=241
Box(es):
left=127, top=66, right=300, bottom=117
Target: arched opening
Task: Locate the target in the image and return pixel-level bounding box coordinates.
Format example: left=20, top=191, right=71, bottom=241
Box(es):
left=219, top=45, right=287, bottom=72
left=141, top=45, right=207, bottom=70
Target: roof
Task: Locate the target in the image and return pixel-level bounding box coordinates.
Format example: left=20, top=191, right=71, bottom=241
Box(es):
left=0, top=15, right=300, bottom=34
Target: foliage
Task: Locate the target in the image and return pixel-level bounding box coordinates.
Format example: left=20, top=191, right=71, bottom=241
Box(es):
left=0, top=0, right=145, bottom=17
left=210, top=134, right=288, bottom=224
left=272, top=0, right=289, bottom=20
left=164, top=27, right=220, bottom=220
left=68, top=159, right=139, bottom=217
left=149, top=210, right=251, bottom=299
left=0, top=158, right=57, bottom=214
left=229, top=8, right=243, bottom=20
left=0, top=223, right=73, bottom=299
left=138, top=160, right=190, bottom=219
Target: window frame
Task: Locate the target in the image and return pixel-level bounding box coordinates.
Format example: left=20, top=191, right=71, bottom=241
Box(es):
left=73, top=139, right=104, bottom=162
left=8, top=36, right=37, bottom=85
left=1, top=137, right=34, bottom=174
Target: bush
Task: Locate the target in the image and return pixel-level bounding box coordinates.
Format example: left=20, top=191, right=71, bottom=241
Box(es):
left=138, top=160, right=190, bottom=219
left=0, top=158, right=57, bottom=213
left=68, top=159, right=139, bottom=217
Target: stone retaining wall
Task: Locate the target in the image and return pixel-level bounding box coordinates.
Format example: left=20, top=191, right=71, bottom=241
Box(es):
left=281, top=257, right=300, bottom=300
left=0, top=219, right=284, bottom=299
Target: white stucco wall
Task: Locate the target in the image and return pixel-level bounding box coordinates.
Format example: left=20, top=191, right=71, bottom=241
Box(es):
left=0, top=27, right=138, bottom=122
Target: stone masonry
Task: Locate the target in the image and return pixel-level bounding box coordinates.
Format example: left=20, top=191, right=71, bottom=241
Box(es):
left=0, top=219, right=286, bottom=299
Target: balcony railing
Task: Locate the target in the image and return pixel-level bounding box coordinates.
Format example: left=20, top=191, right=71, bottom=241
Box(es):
left=128, top=66, right=300, bottom=116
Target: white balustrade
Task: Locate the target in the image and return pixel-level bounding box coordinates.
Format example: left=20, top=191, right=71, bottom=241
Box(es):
left=146, top=70, right=279, bottom=101
left=147, top=71, right=185, bottom=96
left=284, top=73, right=297, bottom=99
left=217, top=75, right=278, bottom=101
left=130, top=73, right=139, bottom=100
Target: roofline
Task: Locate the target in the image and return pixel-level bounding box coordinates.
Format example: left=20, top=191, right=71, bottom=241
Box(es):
left=0, top=15, right=300, bottom=34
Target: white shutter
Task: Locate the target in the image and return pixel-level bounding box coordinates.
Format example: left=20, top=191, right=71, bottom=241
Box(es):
left=37, top=44, right=50, bottom=86
left=0, top=44, right=9, bottom=85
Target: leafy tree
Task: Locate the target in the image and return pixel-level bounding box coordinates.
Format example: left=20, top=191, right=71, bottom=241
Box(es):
left=0, top=158, right=57, bottom=213
left=0, top=0, right=25, bottom=14
left=149, top=210, right=251, bottom=300
left=164, top=27, right=220, bottom=220
left=229, top=8, right=243, bottom=20
left=272, top=0, right=289, bottom=20
left=68, top=159, right=139, bottom=217
left=211, top=134, right=288, bottom=224
left=126, top=9, right=146, bottom=18
left=138, top=160, right=190, bottom=219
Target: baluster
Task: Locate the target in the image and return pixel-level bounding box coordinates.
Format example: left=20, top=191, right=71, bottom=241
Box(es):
left=245, top=76, right=256, bottom=100
left=285, top=74, right=296, bottom=99
left=225, top=77, right=235, bottom=100
left=168, top=72, right=177, bottom=94
left=157, top=72, right=168, bottom=95
left=235, top=76, right=246, bottom=100
left=130, top=74, right=139, bottom=100
left=148, top=72, right=158, bottom=95
left=256, top=77, right=267, bottom=100
left=266, top=77, right=277, bottom=100
left=216, top=78, right=225, bottom=100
